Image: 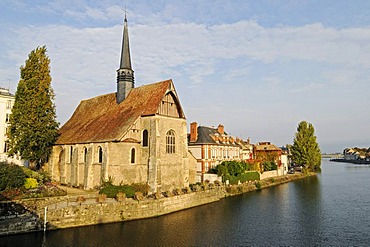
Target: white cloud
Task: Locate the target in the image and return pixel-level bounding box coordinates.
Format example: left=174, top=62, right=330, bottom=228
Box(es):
left=2, top=17, right=370, bottom=152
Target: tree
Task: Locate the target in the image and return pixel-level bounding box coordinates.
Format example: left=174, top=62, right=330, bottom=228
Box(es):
left=290, top=121, right=321, bottom=172
left=7, top=46, right=59, bottom=169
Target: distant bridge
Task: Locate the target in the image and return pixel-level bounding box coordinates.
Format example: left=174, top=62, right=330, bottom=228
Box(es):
left=322, top=153, right=343, bottom=159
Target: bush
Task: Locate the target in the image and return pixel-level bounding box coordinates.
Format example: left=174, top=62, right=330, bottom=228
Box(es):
left=255, top=181, right=262, bottom=190
left=0, top=162, right=26, bottom=191
left=100, top=184, right=135, bottom=198
left=262, top=161, right=277, bottom=171
left=24, top=178, right=38, bottom=189
left=99, top=182, right=148, bottom=198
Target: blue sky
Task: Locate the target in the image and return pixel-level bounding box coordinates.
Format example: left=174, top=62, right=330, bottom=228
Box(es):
left=1, top=0, right=370, bottom=153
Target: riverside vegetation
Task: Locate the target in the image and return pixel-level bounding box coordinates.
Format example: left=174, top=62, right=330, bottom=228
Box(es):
left=0, top=162, right=66, bottom=201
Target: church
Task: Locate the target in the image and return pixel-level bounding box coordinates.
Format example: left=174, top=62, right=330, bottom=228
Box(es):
left=47, top=17, right=196, bottom=192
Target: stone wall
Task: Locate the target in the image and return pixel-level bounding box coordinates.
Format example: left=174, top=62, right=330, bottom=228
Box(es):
left=260, top=170, right=278, bottom=180
left=46, top=187, right=226, bottom=229
left=0, top=173, right=310, bottom=236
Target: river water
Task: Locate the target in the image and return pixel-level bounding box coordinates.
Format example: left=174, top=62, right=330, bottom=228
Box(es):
left=1, top=159, right=370, bottom=246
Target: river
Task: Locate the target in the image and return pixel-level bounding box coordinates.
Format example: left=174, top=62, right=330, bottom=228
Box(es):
left=1, top=159, right=370, bottom=246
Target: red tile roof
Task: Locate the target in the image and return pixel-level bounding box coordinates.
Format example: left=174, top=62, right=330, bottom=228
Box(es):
left=57, top=79, right=173, bottom=144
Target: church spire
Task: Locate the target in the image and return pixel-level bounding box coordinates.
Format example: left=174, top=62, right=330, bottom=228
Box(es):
left=117, top=15, right=134, bottom=104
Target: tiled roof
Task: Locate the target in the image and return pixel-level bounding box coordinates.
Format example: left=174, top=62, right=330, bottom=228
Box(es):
left=189, top=126, right=238, bottom=146
left=255, top=143, right=281, bottom=151
left=57, top=79, right=172, bottom=144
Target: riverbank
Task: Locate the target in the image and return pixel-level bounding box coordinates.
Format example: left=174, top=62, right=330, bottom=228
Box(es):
left=0, top=172, right=313, bottom=236
left=330, top=158, right=370, bottom=165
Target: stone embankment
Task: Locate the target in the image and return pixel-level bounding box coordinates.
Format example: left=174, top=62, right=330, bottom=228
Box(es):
left=0, top=173, right=311, bottom=236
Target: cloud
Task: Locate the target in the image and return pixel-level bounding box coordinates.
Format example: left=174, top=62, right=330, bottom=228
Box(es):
left=1, top=16, right=370, bottom=152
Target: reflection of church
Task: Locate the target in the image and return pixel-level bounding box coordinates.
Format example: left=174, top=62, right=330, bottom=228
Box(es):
left=47, top=17, right=196, bottom=192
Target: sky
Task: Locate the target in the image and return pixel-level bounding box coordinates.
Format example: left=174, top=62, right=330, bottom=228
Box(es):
left=1, top=0, right=370, bottom=153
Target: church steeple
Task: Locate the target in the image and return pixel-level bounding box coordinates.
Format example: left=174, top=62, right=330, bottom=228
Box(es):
left=116, top=15, right=134, bottom=104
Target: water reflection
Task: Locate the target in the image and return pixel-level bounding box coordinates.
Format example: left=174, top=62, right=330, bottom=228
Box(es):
left=2, top=160, right=370, bottom=246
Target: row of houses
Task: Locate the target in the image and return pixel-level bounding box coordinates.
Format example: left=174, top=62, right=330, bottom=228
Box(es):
left=343, top=148, right=370, bottom=161
left=188, top=122, right=289, bottom=182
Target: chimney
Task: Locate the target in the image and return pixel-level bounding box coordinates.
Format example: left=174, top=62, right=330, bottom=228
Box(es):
left=190, top=122, right=198, bottom=142
left=217, top=124, right=224, bottom=135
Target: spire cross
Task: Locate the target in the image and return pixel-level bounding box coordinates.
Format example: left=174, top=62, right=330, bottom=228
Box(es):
left=122, top=6, right=129, bottom=20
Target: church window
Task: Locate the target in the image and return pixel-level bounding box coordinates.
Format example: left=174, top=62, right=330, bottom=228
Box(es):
left=142, top=130, right=148, bottom=147
left=131, top=148, right=135, bottom=163
left=166, top=130, right=176, bottom=154
left=83, top=147, right=88, bottom=163
left=98, top=146, right=103, bottom=163
left=69, top=146, right=73, bottom=163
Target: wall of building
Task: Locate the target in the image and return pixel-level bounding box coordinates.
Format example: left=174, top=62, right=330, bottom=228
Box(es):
left=0, top=89, right=15, bottom=163
left=48, top=114, right=196, bottom=192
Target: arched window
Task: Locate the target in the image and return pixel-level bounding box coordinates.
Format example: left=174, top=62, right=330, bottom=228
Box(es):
left=70, top=146, right=73, bottom=163
left=166, top=130, right=176, bottom=154
left=131, top=148, right=135, bottom=164
left=98, top=146, right=103, bottom=163
left=142, top=130, right=148, bottom=147
left=83, top=147, right=88, bottom=163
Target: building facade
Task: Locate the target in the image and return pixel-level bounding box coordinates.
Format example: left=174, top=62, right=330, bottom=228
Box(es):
left=254, top=142, right=287, bottom=175
left=0, top=88, right=14, bottom=162
left=188, top=122, right=241, bottom=181
left=47, top=17, right=196, bottom=192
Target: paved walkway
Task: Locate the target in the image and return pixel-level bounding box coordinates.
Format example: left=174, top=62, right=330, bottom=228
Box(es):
left=58, top=185, right=99, bottom=196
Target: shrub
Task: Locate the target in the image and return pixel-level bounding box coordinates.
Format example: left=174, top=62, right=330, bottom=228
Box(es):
left=0, top=162, right=26, bottom=191
left=0, top=188, right=23, bottom=200
left=262, top=161, right=277, bottom=171
left=24, top=178, right=38, bottom=189
left=255, top=181, right=262, bottom=190
left=99, top=184, right=135, bottom=198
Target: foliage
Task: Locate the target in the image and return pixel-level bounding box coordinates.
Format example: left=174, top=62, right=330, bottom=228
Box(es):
left=0, top=162, right=26, bottom=191
left=262, top=161, right=277, bottom=171
left=99, top=182, right=148, bottom=198
left=290, top=121, right=321, bottom=172
left=215, top=161, right=260, bottom=184
left=255, top=181, right=262, bottom=190
left=0, top=162, right=65, bottom=200
left=7, top=46, right=59, bottom=169
left=24, top=178, right=38, bottom=189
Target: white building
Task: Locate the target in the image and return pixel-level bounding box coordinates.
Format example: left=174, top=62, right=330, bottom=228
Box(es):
left=0, top=87, right=14, bottom=161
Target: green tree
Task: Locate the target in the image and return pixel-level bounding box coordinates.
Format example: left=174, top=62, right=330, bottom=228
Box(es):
left=290, top=121, right=321, bottom=172
left=7, top=46, right=59, bottom=169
